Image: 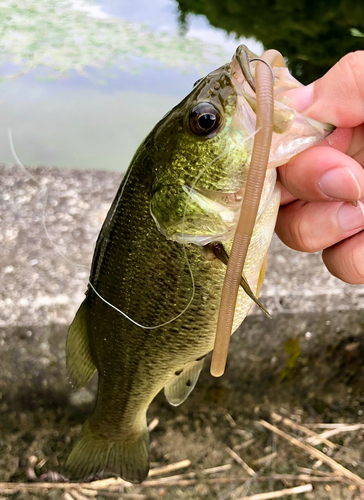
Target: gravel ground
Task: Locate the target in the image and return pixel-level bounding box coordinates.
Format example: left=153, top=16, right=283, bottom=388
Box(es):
left=0, top=163, right=363, bottom=500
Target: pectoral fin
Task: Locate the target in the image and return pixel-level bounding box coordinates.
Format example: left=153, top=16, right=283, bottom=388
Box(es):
left=240, top=271, right=271, bottom=318
left=164, top=357, right=205, bottom=406
left=66, top=300, right=96, bottom=389
left=211, top=242, right=271, bottom=318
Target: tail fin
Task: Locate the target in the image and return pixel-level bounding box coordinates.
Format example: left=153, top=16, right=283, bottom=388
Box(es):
left=65, top=421, right=150, bottom=483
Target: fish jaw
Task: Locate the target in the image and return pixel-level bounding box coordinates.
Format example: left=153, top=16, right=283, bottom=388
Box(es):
left=268, top=105, right=334, bottom=168
left=230, top=54, right=334, bottom=169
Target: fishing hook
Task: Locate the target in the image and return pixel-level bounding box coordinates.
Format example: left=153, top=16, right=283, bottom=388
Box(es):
left=249, top=58, right=276, bottom=86
left=235, top=45, right=275, bottom=93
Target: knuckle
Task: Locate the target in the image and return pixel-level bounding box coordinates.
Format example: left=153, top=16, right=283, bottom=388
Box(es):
left=291, top=203, right=317, bottom=252
left=337, top=51, right=364, bottom=101
left=293, top=218, right=313, bottom=252
left=323, top=233, right=364, bottom=284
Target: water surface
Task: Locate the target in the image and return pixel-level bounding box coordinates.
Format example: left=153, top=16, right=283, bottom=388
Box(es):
left=0, top=0, right=262, bottom=171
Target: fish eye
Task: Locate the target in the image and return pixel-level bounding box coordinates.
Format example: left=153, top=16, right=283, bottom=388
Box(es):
left=188, top=103, right=222, bottom=137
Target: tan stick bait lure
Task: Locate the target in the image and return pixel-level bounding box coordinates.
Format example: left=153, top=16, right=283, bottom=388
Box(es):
left=210, top=49, right=285, bottom=377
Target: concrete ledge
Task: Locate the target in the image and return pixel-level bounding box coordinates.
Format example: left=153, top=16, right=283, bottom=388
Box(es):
left=1, top=164, right=362, bottom=327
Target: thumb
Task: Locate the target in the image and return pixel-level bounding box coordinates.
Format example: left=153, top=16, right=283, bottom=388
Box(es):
left=283, top=51, right=364, bottom=129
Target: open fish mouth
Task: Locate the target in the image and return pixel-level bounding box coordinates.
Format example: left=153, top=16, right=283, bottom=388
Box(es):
left=230, top=45, right=334, bottom=169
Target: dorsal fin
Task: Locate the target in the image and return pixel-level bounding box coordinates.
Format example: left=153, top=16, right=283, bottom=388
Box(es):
left=164, top=357, right=205, bottom=406
left=66, top=300, right=96, bottom=389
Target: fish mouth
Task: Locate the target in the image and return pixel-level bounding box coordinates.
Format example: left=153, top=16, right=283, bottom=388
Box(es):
left=229, top=45, right=334, bottom=169
left=230, top=45, right=259, bottom=96
left=150, top=46, right=333, bottom=246
left=224, top=55, right=258, bottom=155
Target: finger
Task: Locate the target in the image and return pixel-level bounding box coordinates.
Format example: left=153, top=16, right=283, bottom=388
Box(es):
left=284, top=51, right=364, bottom=128
left=325, top=127, right=353, bottom=153
left=278, top=146, right=363, bottom=202
left=322, top=231, right=364, bottom=284
left=279, top=182, right=296, bottom=206
left=346, top=124, right=364, bottom=166
left=275, top=200, right=364, bottom=253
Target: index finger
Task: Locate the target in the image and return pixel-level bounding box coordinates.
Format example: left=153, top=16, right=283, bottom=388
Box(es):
left=283, top=51, right=364, bottom=128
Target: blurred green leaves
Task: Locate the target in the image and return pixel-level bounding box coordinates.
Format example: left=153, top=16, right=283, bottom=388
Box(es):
left=177, top=0, right=364, bottom=84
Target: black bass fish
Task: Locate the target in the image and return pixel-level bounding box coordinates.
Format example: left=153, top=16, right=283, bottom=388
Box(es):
left=65, top=46, right=331, bottom=482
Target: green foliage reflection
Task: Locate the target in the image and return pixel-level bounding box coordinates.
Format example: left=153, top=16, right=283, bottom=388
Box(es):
left=177, top=0, right=364, bottom=83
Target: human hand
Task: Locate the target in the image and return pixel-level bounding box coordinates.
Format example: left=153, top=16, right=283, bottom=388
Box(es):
left=276, top=51, right=364, bottom=284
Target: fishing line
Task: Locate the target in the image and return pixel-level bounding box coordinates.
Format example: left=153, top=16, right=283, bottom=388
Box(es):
left=88, top=251, right=196, bottom=329
left=95, top=134, right=257, bottom=330
left=8, top=129, right=195, bottom=330
left=249, top=58, right=275, bottom=84
left=8, top=128, right=89, bottom=270
left=8, top=124, right=259, bottom=332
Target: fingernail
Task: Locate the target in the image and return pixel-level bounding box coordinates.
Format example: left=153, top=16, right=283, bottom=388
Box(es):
left=338, top=202, right=364, bottom=232
left=319, top=167, right=362, bottom=200
left=285, top=84, right=314, bottom=113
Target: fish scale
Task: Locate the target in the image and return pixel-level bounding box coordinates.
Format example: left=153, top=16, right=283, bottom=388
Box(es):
left=65, top=46, right=331, bottom=483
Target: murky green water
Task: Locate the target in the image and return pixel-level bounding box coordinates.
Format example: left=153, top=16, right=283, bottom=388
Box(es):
left=1, top=0, right=361, bottom=172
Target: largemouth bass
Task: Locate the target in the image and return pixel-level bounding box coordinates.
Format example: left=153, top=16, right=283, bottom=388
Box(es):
left=66, top=46, right=331, bottom=482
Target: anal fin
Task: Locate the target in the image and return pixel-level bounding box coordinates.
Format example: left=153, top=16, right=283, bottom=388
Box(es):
left=66, top=299, right=96, bottom=389
left=164, top=357, right=205, bottom=406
